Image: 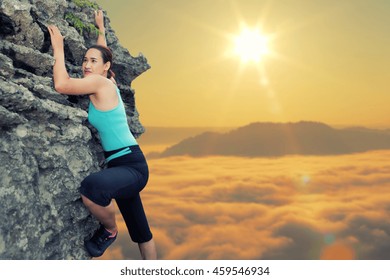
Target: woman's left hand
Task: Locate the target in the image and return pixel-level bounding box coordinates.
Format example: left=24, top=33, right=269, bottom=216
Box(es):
left=94, top=10, right=105, bottom=30
left=48, top=25, right=64, bottom=52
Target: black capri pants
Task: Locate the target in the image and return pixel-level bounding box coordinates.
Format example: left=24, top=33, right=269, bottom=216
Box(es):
left=80, top=145, right=153, bottom=243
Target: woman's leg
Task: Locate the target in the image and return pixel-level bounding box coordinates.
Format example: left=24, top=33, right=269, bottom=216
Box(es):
left=138, top=239, right=157, bottom=260
left=81, top=162, right=155, bottom=259
left=81, top=194, right=117, bottom=232
left=80, top=166, right=141, bottom=233
left=116, top=194, right=156, bottom=259
left=80, top=167, right=132, bottom=257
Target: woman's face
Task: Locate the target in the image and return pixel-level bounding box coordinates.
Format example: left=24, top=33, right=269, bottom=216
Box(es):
left=82, top=48, right=110, bottom=77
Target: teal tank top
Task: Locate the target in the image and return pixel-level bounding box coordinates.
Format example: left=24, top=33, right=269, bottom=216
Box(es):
left=88, top=86, right=137, bottom=152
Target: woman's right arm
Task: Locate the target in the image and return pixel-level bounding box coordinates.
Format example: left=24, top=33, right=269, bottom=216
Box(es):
left=95, top=10, right=107, bottom=47
left=48, top=25, right=105, bottom=95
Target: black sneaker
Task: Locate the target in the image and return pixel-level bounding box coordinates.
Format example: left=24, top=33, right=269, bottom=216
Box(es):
left=85, top=224, right=117, bottom=257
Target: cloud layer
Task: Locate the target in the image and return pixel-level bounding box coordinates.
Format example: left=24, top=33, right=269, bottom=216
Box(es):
left=99, top=150, right=390, bottom=260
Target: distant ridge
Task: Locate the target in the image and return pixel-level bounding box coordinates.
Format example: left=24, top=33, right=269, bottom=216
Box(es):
left=158, top=121, right=390, bottom=157
left=139, top=126, right=232, bottom=145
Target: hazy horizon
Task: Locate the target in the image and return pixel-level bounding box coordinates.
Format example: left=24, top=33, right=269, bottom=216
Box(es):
left=141, top=122, right=390, bottom=129
left=138, top=121, right=390, bottom=147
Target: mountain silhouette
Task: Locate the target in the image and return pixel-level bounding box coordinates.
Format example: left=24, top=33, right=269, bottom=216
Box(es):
left=158, top=121, right=390, bottom=157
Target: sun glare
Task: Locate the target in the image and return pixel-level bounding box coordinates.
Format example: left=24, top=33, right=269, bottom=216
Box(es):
left=233, top=28, right=270, bottom=63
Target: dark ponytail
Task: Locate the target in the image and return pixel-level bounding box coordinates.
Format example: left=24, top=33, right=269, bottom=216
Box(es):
left=108, top=69, right=115, bottom=79
left=87, top=45, right=115, bottom=79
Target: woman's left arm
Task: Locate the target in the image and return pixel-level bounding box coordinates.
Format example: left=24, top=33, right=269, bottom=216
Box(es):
left=48, top=25, right=103, bottom=95
left=95, top=10, right=107, bottom=47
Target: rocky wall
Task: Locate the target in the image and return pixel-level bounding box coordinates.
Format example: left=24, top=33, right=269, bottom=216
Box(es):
left=0, top=0, right=150, bottom=259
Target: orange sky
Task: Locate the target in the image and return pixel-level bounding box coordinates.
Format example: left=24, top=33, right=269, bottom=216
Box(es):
left=95, top=0, right=390, bottom=128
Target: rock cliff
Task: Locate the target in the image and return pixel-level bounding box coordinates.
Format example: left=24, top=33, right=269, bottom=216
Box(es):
left=0, top=0, right=150, bottom=259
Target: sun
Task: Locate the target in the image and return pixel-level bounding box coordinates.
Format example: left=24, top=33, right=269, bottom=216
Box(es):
left=233, top=28, right=270, bottom=63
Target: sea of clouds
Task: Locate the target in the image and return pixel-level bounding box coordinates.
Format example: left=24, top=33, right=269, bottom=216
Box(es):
left=99, top=150, right=390, bottom=260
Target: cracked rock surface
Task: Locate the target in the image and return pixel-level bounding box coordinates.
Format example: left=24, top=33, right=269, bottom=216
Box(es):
left=0, top=0, right=150, bottom=259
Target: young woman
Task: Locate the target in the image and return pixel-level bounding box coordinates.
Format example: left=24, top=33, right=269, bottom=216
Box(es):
left=47, top=14, right=157, bottom=259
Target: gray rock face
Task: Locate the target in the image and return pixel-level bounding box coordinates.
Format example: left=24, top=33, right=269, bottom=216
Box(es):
left=0, top=0, right=150, bottom=259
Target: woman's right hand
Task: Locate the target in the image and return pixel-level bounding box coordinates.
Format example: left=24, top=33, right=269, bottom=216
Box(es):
left=94, top=10, right=105, bottom=30
left=48, top=25, right=64, bottom=53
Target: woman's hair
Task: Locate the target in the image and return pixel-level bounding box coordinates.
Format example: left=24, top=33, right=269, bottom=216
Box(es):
left=87, top=45, right=115, bottom=79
